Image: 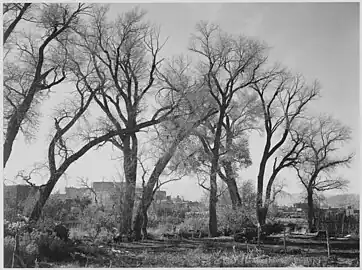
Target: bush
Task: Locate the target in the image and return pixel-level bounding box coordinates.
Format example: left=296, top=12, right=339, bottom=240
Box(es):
left=217, top=205, right=257, bottom=234
left=150, top=223, right=174, bottom=236
left=181, top=216, right=208, bottom=233
left=165, top=216, right=183, bottom=225
left=3, top=216, right=75, bottom=267
left=37, top=233, right=72, bottom=262
left=263, top=222, right=284, bottom=236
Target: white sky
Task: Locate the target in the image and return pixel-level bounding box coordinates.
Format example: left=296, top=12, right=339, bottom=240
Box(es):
left=3, top=3, right=360, bottom=201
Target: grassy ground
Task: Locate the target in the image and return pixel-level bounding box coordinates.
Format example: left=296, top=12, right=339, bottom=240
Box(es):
left=47, top=237, right=359, bottom=268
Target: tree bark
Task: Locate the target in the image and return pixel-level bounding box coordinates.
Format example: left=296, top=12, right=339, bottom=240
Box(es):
left=307, top=189, right=315, bottom=233
left=208, top=109, right=225, bottom=237
left=222, top=161, right=242, bottom=208
left=221, top=117, right=242, bottom=209
left=261, top=170, right=279, bottom=224
left=119, top=134, right=138, bottom=235
left=209, top=158, right=218, bottom=237
left=141, top=208, right=148, bottom=239
left=29, top=174, right=60, bottom=222
left=256, top=157, right=268, bottom=226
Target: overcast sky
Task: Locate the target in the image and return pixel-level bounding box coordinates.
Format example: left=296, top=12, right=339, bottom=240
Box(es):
left=4, top=3, right=359, bottom=201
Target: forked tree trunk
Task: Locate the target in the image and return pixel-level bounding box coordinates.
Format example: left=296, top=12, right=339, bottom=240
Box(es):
left=132, top=114, right=214, bottom=240
left=132, top=127, right=190, bottom=240
left=261, top=171, right=279, bottom=225
left=208, top=109, right=225, bottom=237
left=221, top=120, right=242, bottom=209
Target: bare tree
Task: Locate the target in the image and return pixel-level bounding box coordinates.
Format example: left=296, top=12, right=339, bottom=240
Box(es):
left=131, top=56, right=217, bottom=240
left=3, top=3, right=91, bottom=168
left=72, top=7, right=186, bottom=234
left=292, top=115, right=353, bottom=232
left=250, top=72, right=320, bottom=226
left=195, top=107, right=256, bottom=209
left=217, top=91, right=261, bottom=208
left=189, top=21, right=270, bottom=236
left=3, top=3, right=32, bottom=44
left=26, top=36, right=154, bottom=221
left=78, top=177, right=98, bottom=204
left=261, top=122, right=311, bottom=219
left=28, top=75, right=121, bottom=221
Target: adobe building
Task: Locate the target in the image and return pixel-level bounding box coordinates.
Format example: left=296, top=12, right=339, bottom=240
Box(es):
left=4, top=184, right=38, bottom=216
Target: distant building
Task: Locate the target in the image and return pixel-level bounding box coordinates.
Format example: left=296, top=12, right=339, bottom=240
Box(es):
left=154, top=190, right=166, bottom=201
left=346, top=206, right=360, bottom=217
left=4, top=185, right=38, bottom=216
left=65, top=187, right=91, bottom=199
left=293, top=203, right=309, bottom=212
left=4, top=185, right=33, bottom=204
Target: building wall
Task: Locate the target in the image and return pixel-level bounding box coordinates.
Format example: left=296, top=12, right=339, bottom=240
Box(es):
left=4, top=185, right=38, bottom=217
left=154, top=190, right=167, bottom=201
left=65, top=187, right=92, bottom=199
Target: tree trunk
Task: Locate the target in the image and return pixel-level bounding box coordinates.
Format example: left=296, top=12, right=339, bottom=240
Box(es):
left=221, top=118, right=242, bottom=209
left=209, top=158, right=218, bottom=237
left=3, top=3, right=31, bottom=44
left=131, top=114, right=211, bottom=239
left=307, top=189, right=314, bottom=233
left=133, top=207, right=144, bottom=241
left=29, top=174, right=59, bottom=222
left=256, top=158, right=267, bottom=226
left=222, top=161, right=242, bottom=208
left=132, top=128, right=189, bottom=239
left=208, top=109, right=225, bottom=237
left=261, top=171, right=279, bottom=224
left=119, top=134, right=138, bottom=235
left=3, top=84, right=39, bottom=168
left=141, top=209, right=148, bottom=239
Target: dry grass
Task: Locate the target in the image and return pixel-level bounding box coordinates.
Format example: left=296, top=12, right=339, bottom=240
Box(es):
left=50, top=244, right=359, bottom=268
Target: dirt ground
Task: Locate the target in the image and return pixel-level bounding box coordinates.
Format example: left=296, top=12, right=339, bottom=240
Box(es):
left=48, top=236, right=359, bottom=268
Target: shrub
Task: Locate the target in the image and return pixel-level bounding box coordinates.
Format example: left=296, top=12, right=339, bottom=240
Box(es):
left=217, top=205, right=257, bottom=234
left=165, top=216, right=183, bottom=225
left=3, top=216, right=76, bottom=267
left=263, top=222, right=284, bottom=236
left=181, top=216, right=208, bottom=232
left=37, top=233, right=72, bottom=262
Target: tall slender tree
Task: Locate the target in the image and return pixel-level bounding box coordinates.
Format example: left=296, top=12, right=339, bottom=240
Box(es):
left=292, top=115, right=353, bottom=232
left=74, top=7, right=184, bottom=234
left=132, top=56, right=217, bottom=239
left=189, top=22, right=271, bottom=236
left=250, top=72, right=320, bottom=226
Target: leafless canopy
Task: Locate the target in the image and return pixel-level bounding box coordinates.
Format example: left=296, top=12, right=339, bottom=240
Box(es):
left=3, top=3, right=32, bottom=44
left=3, top=3, right=91, bottom=168
left=293, top=115, right=353, bottom=192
